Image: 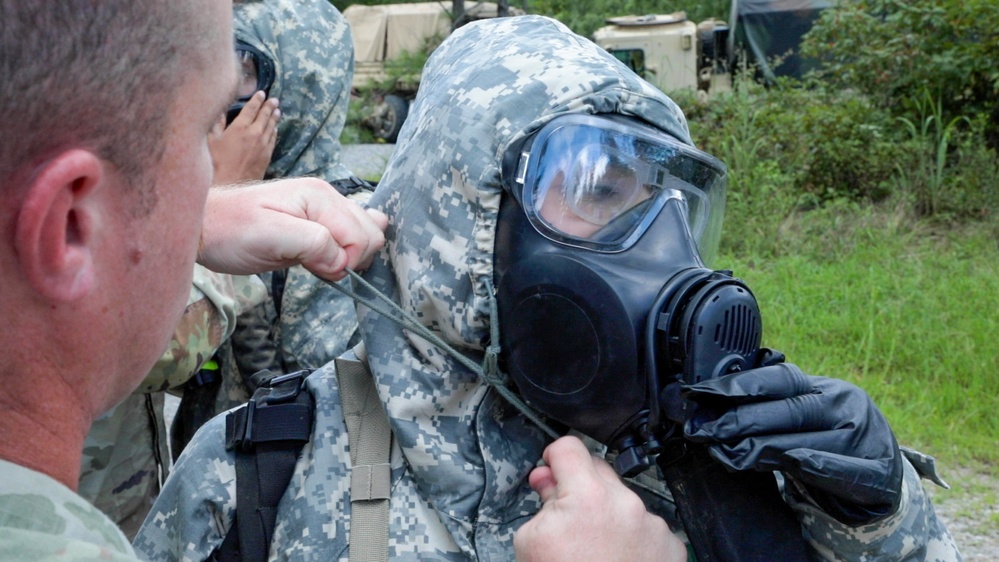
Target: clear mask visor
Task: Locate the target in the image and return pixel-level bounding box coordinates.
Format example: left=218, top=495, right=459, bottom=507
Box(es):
left=514, top=114, right=727, bottom=261
left=227, top=40, right=276, bottom=125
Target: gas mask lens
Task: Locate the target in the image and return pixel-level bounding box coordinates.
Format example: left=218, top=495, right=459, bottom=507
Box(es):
left=237, top=48, right=262, bottom=99
left=513, top=114, right=726, bottom=259
left=549, top=144, right=653, bottom=227
left=226, top=40, right=276, bottom=125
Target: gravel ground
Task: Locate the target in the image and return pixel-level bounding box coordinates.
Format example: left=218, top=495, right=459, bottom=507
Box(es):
left=925, top=464, right=999, bottom=561
left=343, top=143, right=395, bottom=181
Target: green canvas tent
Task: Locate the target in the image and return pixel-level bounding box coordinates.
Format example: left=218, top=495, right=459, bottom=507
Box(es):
left=728, top=0, right=836, bottom=81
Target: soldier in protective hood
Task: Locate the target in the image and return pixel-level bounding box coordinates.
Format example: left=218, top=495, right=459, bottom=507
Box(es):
left=172, top=0, right=369, bottom=444
left=134, top=15, right=960, bottom=562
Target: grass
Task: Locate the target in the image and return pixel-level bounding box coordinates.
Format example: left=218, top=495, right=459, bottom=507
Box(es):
left=717, top=210, right=999, bottom=472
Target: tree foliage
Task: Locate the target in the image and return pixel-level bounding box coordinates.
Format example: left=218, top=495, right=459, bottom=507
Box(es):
left=802, top=0, right=999, bottom=147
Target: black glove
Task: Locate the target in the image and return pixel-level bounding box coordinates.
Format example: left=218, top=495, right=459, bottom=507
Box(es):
left=682, top=361, right=903, bottom=525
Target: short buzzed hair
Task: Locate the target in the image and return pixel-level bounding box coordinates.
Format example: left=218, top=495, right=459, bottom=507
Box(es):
left=0, top=0, right=219, bottom=212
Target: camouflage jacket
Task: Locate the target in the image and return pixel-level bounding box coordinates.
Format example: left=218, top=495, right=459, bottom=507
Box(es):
left=225, top=0, right=361, bottom=385
left=133, top=267, right=261, bottom=395
left=78, top=267, right=262, bottom=537
left=134, top=16, right=961, bottom=562
left=0, top=459, right=140, bottom=561
left=234, top=0, right=353, bottom=184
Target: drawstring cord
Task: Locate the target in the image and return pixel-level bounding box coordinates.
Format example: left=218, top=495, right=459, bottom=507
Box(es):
left=321, top=269, right=560, bottom=440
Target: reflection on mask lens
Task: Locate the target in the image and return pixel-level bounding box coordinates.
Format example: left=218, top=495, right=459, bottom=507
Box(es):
left=565, top=147, right=651, bottom=225
left=237, top=50, right=259, bottom=98
left=513, top=114, right=726, bottom=255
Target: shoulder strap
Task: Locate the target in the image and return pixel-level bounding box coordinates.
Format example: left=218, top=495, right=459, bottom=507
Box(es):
left=209, top=370, right=314, bottom=562
left=335, top=344, right=392, bottom=562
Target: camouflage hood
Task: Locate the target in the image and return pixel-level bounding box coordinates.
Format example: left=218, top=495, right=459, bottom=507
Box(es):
left=233, top=0, right=354, bottom=186
left=357, top=15, right=692, bottom=556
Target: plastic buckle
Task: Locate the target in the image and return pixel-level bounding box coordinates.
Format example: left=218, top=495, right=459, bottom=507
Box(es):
left=264, top=370, right=308, bottom=405
left=225, top=400, right=256, bottom=453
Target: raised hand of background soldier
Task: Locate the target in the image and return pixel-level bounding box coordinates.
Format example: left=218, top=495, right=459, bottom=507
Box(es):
left=209, top=90, right=280, bottom=185
left=683, top=362, right=904, bottom=526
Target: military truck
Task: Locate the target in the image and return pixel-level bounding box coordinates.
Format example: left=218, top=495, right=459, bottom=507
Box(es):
left=593, top=12, right=732, bottom=100
left=592, top=0, right=834, bottom=96
left=344, top=2, right=517, bottom=142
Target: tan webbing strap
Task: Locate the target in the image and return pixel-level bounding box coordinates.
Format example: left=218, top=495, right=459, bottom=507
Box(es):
left=335, top=343, right=392, bottom=562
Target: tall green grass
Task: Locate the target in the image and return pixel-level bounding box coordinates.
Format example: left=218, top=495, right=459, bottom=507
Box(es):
left=718, top=216, right=999, bottom=470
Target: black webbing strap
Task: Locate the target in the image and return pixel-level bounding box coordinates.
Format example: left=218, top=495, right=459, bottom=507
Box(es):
left=209, top=370, right=314, bottom=562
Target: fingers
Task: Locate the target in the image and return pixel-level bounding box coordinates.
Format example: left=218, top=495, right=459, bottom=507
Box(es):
left=516, top=436, right=688, bottom=562
left=198, top=179, right=386, bottom=278
left=684, top=363, right=813, bottom=405
left=234, top=91, right=264, bottom=125
left=687, top=392, right=841, bottom=441
left=687, top=374, right=879, bottom=443
left=210, top=92, right=281, bottom=185
left=266, top=179, right=386, bottom=280
left=527, top=465, right=557, bottom=503
left=232, top=92, right=276, bottom=125
left=296, top=192, right=386, bottom=279
left=539, top=436, right=607, bottom=498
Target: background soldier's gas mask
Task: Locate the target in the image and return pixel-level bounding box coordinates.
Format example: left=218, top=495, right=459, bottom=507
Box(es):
left=226, top=39, right=276, bottom=125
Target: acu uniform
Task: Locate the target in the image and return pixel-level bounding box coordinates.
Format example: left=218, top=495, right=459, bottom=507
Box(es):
left=171, top=0, right=367, bottom=453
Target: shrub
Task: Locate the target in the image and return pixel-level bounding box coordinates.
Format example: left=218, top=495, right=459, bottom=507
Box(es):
left=802, top=0, right=999, bottom=147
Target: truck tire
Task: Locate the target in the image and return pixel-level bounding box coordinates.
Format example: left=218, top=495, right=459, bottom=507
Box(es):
left=372, top=94, right=409, bottom=143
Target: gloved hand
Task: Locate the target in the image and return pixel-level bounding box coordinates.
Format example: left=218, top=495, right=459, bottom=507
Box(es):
left=682, top=360, right=903, bottom=526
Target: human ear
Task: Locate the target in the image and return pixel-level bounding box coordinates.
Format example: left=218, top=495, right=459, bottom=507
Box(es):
left=14, top=149, right=103, bottom=301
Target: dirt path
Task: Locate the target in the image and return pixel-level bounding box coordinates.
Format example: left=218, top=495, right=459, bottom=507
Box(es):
left=927, top=465, right=998, bottom=561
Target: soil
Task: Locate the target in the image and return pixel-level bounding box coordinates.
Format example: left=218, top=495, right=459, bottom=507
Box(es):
left=926, top=464, right=999, bottom=561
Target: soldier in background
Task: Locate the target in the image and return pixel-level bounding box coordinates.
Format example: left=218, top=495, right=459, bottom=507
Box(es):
left=171, top=0, right=370, bottom=455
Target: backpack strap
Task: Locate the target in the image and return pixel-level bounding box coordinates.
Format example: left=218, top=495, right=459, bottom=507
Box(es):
left=209, top=370, right=314, bottom=562
left=335, top=343, right=392, bottom=562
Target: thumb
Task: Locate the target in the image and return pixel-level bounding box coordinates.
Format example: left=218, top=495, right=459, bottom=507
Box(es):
left=528, top=465, right=558, bottom=503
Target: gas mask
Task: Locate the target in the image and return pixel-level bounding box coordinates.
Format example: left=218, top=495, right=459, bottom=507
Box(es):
left=226, top=39, right=276, bottom=125
left=495, top=114, right=763, bottom=475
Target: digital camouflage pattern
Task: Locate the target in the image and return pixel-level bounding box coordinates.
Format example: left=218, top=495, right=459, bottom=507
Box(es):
left=234, top=0, right=353, bottom=184
left=134, top=16, right=961, bottom=561
left=226, top=0, right=361, bottom=387
left=78, top=266, right=258, bottom=538
left=0, top=459, right=140, bottom=561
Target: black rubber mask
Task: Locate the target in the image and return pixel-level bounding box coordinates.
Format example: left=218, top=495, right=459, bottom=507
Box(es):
left=495, top=114, right=761, bottom=474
